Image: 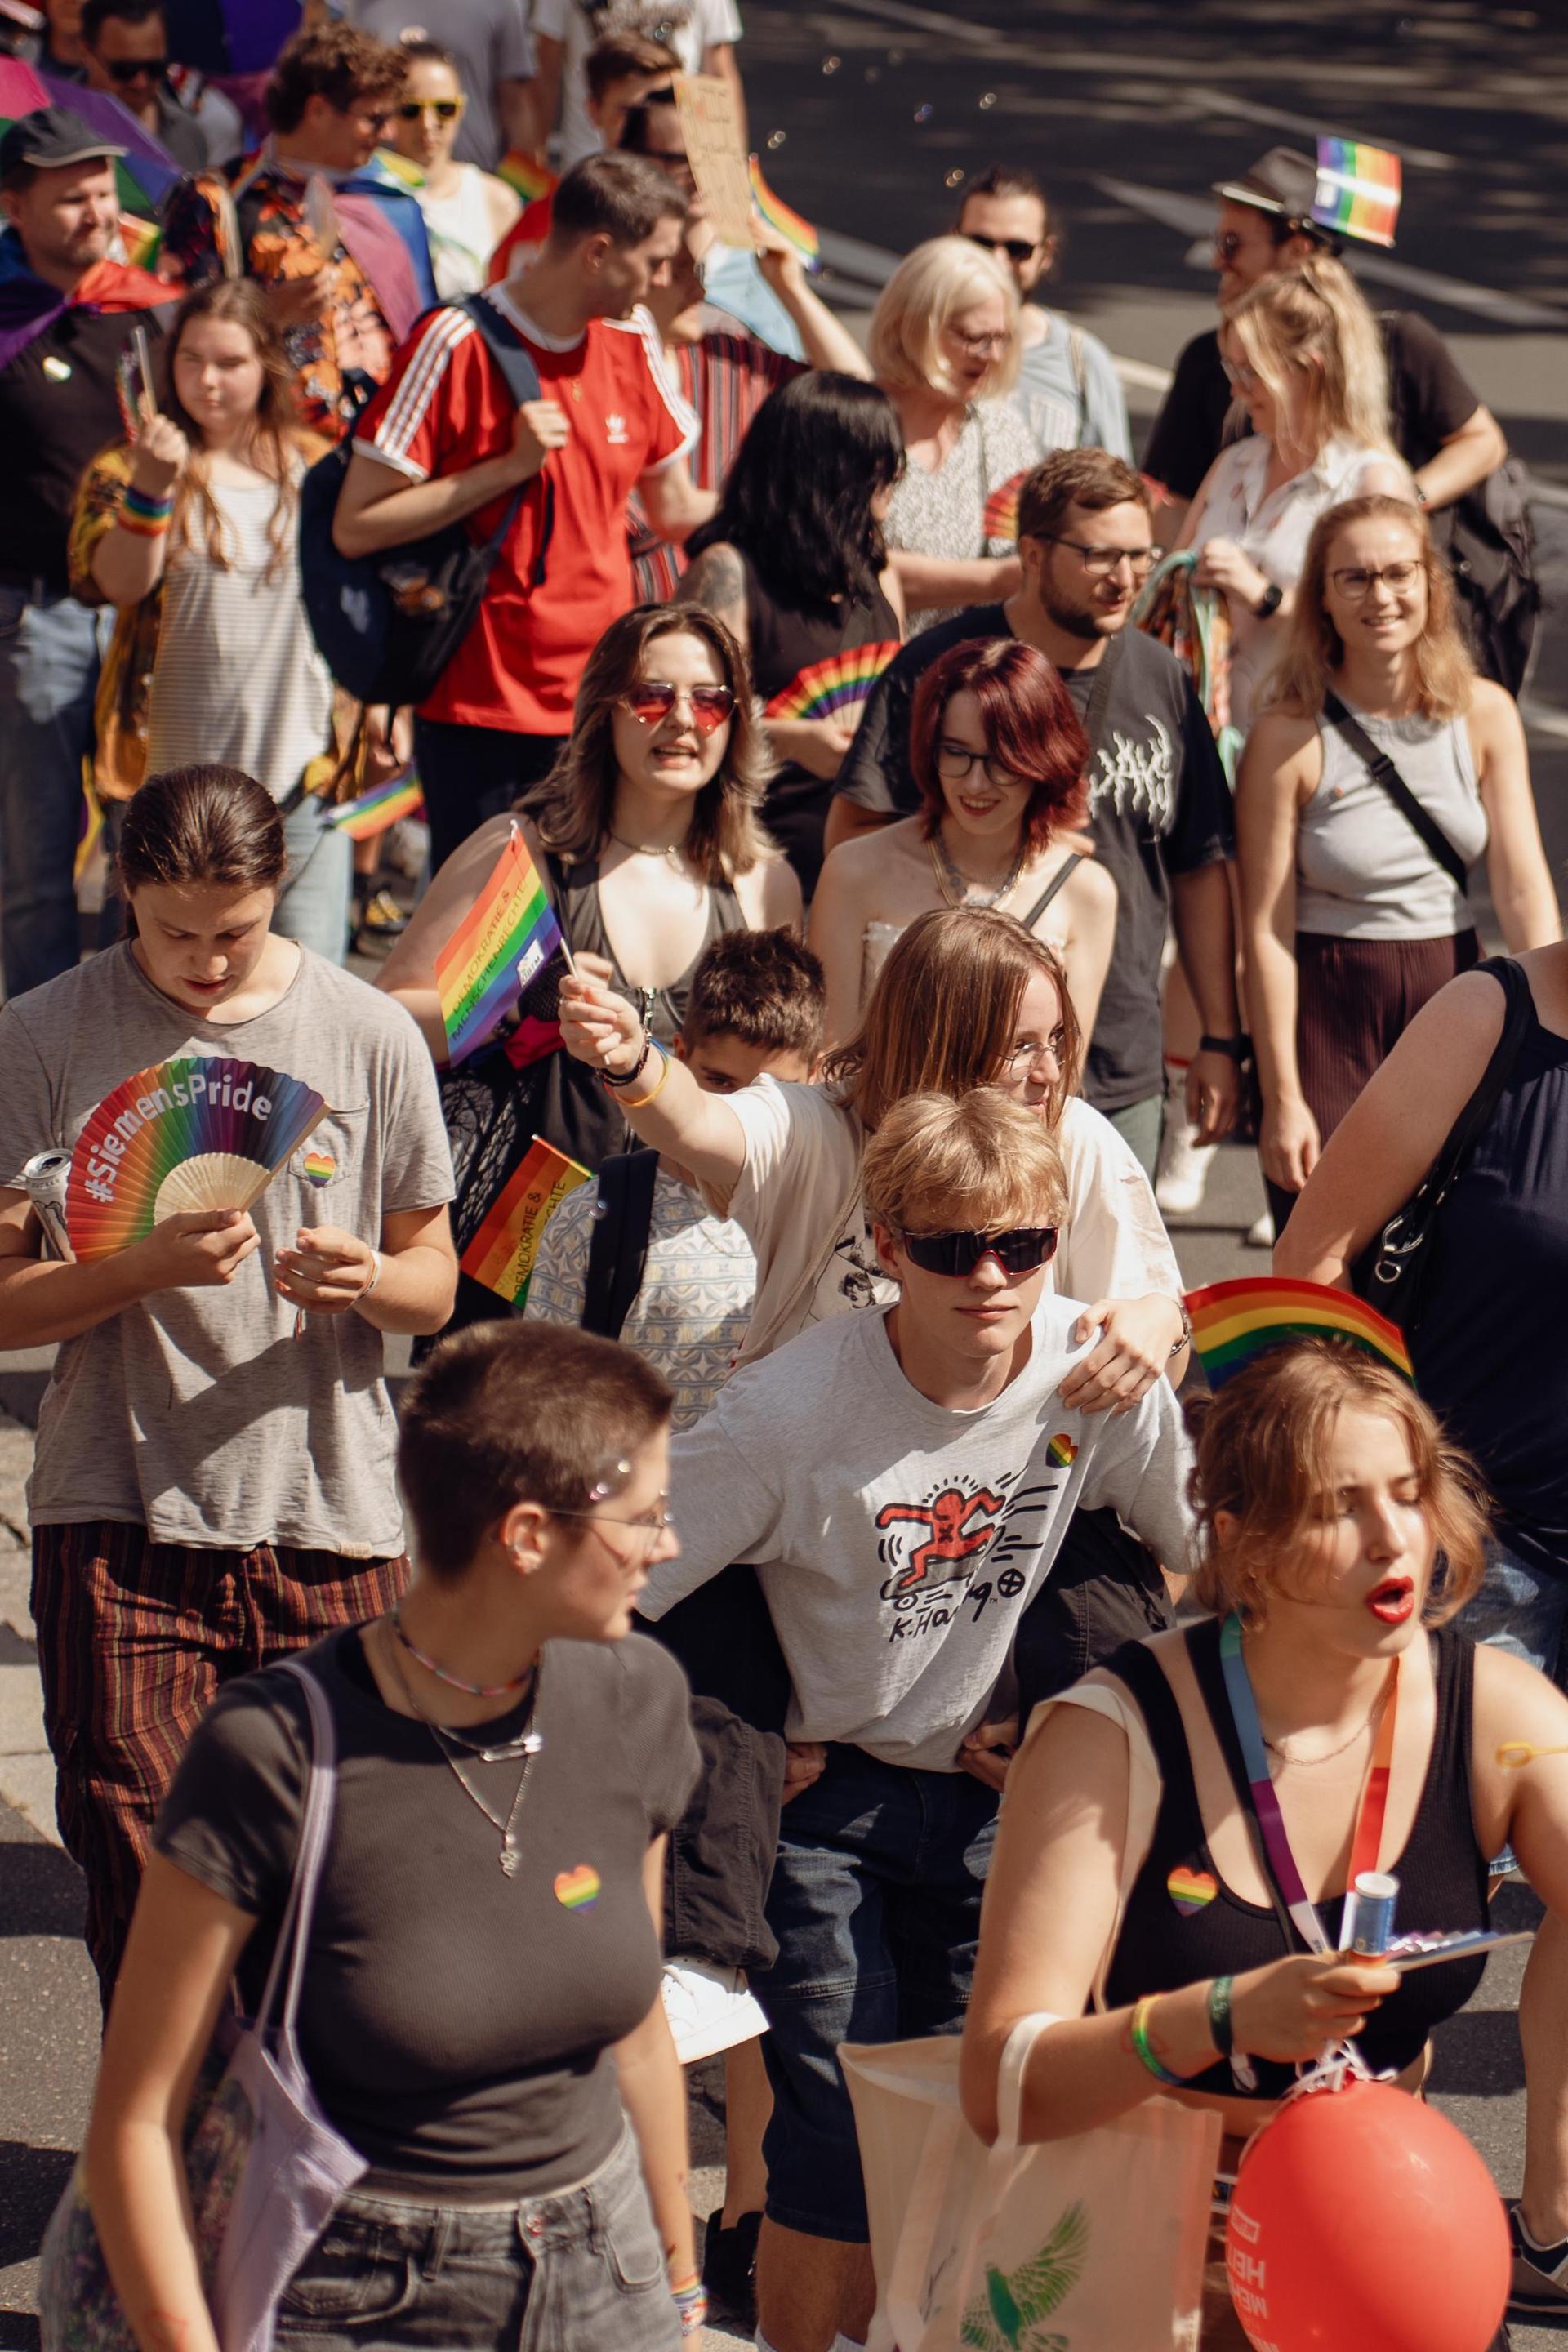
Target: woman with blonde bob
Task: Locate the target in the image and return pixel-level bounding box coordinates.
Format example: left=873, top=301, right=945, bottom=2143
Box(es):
left=869, top=235, right=1037, bottom=626
left=382, top=604, right=800, bottom=1322
left=961, top=1336, right=1568, bottom=2347
left=559, top=902, right=1187, bottom=1399
left=1239, top=494, right=1557, bottom=1227
left=1178, top=256, right=1414, bottom=728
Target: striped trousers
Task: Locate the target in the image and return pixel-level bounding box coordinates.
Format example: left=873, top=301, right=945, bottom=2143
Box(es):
left=30, top=1521, right=406, bottom=2011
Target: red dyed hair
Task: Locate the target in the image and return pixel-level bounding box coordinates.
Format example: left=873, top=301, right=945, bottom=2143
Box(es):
left=910, top=638, right=1089, bottom=856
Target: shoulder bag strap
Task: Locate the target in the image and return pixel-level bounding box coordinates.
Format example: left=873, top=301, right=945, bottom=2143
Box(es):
left=581, top=1148, right=661, bottom=1340
left=255, top=1659, right=339, bottom=2047
left=1077, top=630, right=1126, bottom=772
left=1421, top=956, right=1535, bottom=1203
left=1067, top=321, right=1088, bottom=434
left=458, top=293, right=555, bottom=586
left=1017, top=850, right=1085, bottom=934
left=1322, top=690, right=1470, bottom=894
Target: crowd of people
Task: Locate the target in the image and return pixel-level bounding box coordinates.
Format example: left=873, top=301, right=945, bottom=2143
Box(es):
left=0, top=10, right=1561, bottom=2352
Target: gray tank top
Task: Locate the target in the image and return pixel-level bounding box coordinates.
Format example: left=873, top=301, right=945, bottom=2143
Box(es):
left=1294, top=696, right=1487, bottom=941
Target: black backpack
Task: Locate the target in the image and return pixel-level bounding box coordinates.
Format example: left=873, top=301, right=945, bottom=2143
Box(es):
left=298, top=292, right=555, bottom=707
left=1430, top=458, right=1543, bottom=698
left=581, top=1148, right=662, bottom=1340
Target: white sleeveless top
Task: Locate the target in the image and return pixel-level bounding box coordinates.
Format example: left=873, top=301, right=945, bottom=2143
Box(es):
left=416, top=165, right=500, bottom=299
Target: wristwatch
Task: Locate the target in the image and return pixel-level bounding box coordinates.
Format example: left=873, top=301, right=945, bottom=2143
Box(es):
left=1199, top=1034, right=1250, bottom=1061
left=1169, top=1299, right=1193, bottom=1359
left=1253, top=581, right=1284, bottom=620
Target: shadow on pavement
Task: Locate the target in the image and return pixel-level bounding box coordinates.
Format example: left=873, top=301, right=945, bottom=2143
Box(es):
left=0, top=1841, right=82, bottom=1942
left=0, top=2144, right=71, bottom=2270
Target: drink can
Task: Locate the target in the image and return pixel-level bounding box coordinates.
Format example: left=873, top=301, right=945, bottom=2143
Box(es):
left=22, top=1149, right=74, bottom=1263
left=1343, top=1869, right=1398, bottom=1955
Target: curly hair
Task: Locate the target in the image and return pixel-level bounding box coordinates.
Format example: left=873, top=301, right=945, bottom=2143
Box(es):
left=265, top=24, right=406, bottom=134
left=521, top=605, right=776, bottom=884
left=1263, top=493, right=1474, bottom=724
left=1187, top=1339, right=1490, bottom=1626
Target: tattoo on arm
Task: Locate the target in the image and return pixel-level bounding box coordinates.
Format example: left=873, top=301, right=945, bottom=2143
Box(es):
left=676, top=541, right=747, bottom=626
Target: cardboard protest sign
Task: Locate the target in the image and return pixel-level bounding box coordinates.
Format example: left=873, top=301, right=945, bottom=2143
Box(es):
left=674, top=74, right=754, bottom=246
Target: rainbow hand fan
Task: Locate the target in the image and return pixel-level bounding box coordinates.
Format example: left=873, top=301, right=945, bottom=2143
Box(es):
left=66, top=1057, right=328, bottom=1261
left=983, top=470, right=1031, bottom=546
left=764, top=642, right=900, bottom=726
left=1185, top=1277, right=1414, bottom=1391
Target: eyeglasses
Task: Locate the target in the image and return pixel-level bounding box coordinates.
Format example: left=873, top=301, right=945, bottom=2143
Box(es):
left=621, top=681, right=736, bottom=733
left=1329, top=560, right=1423, bottom=599
left=947, top=327, right=1010, bottom=358
left=963, top=232, right=1040, bottom=266
left=397, top=97, right=464, bottom=122
left=1220, top=355, right=1260, bottom=392
left=1000, top=1031, right=1066, bottom=1079
left=1214, top=230, right=1250, bottom=263
left=935, top=739, right=1027, bottom=791
left=552, top=1505, right=675, bottom=1558
left=894, top=1225, right=1059, bottom=1278
left=105, top=53, right=168, bottom=79
left=1036, top=536, right=1161, bottom=578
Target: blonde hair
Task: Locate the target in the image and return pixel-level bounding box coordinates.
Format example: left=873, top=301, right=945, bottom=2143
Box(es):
left=863, top=1088, right=1067, bottom=1235
left=1265, top=494, right=1475, bottom=723
left=1224, top=255, right=1393, bottom=453
left=1188, top=1341, right=1490, bottom=1626
left=823, top=905, right=1081, bottom=1134
left=523, top=605, right=776, bottom=884
left=868, top=235, right=1022, bottom=401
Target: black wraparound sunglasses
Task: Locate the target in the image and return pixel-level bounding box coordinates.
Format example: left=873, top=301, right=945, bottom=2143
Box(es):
left=894, top=1226, right=1059, bottom=1278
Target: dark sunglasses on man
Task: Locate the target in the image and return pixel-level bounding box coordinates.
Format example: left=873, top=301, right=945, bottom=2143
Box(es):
left=105, top=53, right=169, bottom=80
left=893, top=1227, right=1059, bottom=1278
left=962, top=231, right=1040, bottom=266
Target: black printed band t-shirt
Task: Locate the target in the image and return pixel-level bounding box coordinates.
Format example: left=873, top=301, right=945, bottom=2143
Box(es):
left=154, top=1628, right=700, bottom=2200
left=833, top=611, right=1233, bottom=1112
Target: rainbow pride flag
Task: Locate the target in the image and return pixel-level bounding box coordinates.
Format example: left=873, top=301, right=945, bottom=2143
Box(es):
left=983, top=469, right=1031, bottom=546
left=327, top=774, right=426, bottom=840
left=1312, top=137, right=1401, bottom=250
left=498, top=150, right=557, bottom=205
left=748, top=156, right=818, bottom=265
left=436, top=824, right=564, bottom=1064
left=1185, top=1276, right=1414, bottom=1391
left=460, top=1135, right=588, bottom=1304
left=764, top=641, right=900, bottom=726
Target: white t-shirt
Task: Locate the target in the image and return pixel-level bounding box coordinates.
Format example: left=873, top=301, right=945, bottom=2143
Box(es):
left=532, top=0, right=743, bottom=168
left=713, top=1079, right=1183, bottom=1366
left=640, top=1294, right=1196, bottom=1771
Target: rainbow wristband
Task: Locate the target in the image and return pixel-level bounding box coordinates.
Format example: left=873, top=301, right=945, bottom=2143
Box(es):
left=1130, top=1994, right=1192, bottom=2089
left=115, top=507, right=172, bottom=538
left=670, top=2275, right=708, bottom=2337
left=122, top=481, right=175, bottom=522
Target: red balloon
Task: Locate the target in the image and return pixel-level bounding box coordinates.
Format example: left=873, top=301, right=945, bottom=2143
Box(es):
left=1224, top=2078, right=1509, bottom=2351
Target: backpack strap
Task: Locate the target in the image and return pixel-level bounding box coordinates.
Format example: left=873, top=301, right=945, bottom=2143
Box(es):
left=1322, top=690, right=1470, bottom=895
left=457, top=292, right=555, bottom=588
left=581, top=1147, right=661, bottom=1341
left=1067, top=321, right=1087, bottom=434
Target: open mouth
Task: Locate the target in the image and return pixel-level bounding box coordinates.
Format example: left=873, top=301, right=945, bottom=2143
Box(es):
left=958, top=795, right=1001, bottom=817
left=1365, top=1575, right=1415, bottom=1625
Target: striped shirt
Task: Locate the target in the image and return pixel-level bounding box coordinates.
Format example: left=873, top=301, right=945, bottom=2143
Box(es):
left=629, top=313, right=804, bottom=604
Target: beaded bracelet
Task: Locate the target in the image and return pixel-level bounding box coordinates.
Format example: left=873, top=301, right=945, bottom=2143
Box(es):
left=617, top=1044, right=673, bottom=1112
left=1129, top=1994, right=1191, bottom=2089
left=599, top=1028, right=653, bottom=1089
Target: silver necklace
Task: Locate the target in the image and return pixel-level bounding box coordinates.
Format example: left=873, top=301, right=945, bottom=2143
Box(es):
left=1263, top=1689, right=1387, bottom=1768
left=385, top=1624, right=543, bottom=1875
left=609, top=828, right=685, bottom=862
left=928, top=827, right=1026, bottom=911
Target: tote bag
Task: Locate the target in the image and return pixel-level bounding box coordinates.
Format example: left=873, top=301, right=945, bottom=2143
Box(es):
left=41, top=1660, right=366, bottom=2352
left=841, top=1684, right=1222, bottom=2352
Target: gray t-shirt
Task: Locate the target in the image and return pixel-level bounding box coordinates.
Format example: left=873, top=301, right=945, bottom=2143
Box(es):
left=640, top=1294, right=1196, bottom=1771
left=0, top=943, right=453, bottom=1554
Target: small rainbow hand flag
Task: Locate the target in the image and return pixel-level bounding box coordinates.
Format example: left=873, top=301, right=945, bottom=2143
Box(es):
left=748, top=156, right=819, bottom=266
left=1185, top=1277, right=1414, bottom=1391
left=327, top=773, right=425, bottom=840
left=764, top=641, right=900, bottom=726
left=436, top=824, right=566, bottom=1065
left=983, top=470, right=1031, bottom=546
left=498, top=150, right=557, bottom=205
left=461, top=1134, right=589, bottom=1305
left=1312, top=137, right=1401, bottom=250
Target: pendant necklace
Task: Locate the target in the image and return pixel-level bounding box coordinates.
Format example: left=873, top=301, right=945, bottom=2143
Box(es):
left=609, top=829, right=685, bottom=862
left=385, top=1622, right=543, bottom=1876
left=929, top=827, right=1026, bottom=911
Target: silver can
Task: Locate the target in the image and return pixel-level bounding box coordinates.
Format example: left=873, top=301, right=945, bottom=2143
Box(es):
left=1343, top=1869, right=1399, bottom=1955
left=22, top=1149, right=75, bottom=1263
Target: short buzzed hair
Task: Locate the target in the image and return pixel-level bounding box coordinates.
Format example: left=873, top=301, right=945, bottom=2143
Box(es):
left=863, top=1089, right=1067, bottom=1236
left=549, top=150, right=686, bottom=250
left=1017, top=448, right=1151, bottom=546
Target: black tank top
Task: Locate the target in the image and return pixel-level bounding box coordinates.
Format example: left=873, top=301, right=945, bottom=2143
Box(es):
left=743, top=552, right=900, bottom=898
left=1102, top=1620, right=1490, bottom=2098
left=1410, top=969, right=1568, bottom=1579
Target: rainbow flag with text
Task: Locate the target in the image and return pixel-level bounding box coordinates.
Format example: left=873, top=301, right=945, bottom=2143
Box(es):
left=460, top=1136, right=589, bottom=1304
left=436, top=825, right=564, bottom=1063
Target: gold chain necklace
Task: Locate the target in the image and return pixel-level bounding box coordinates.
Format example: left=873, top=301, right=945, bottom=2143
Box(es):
left=928, top=827, right=1026, bottom=911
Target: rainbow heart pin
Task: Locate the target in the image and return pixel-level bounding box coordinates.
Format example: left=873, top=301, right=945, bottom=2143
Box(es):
left=1168, top=1865, right=1218, bottom=1917
left=554, top=1864, right=601, bottom=1912
left=301, top=1148, right=336, bottom=1187
left=1047, top=1433, right=1079, bottom=1468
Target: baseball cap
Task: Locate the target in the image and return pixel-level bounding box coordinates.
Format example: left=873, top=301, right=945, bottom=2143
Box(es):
left=1211, top=146, right=1324, bottom=232
left=0, top=105, right=127, bottom=185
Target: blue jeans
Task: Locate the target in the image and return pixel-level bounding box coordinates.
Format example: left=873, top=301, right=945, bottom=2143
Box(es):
left=751, top=1744, right=997, bottom=2243
left=0, top=585, right=106, bottom=997
left=274, top=2125, right=679, bottom=2352
left=276, top=795, right=353, bottom=965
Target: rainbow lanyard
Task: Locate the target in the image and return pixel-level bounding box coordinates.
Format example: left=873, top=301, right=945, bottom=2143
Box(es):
left=1218, top=1611, right=1397, bottom=1953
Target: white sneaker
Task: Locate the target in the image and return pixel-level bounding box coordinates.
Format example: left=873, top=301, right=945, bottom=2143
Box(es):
left=661, top=1958, right=768, bottom=2064
left=1245, top=1209, right=1275, bottom=1250
left=1156, top=1107, right=1218, bottom=1216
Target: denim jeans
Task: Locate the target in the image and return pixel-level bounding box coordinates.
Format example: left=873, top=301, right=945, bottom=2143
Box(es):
left=274, top=2125, right=680, bottom=2352
left=276, top=795, right=353, bottom=965
left=751, top=1743, right=997, bottom=2243
left=0, top=585, right=106, bottom=998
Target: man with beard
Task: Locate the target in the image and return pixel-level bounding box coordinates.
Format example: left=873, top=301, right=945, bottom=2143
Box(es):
left=830, top=448, right=1241, bottom=1173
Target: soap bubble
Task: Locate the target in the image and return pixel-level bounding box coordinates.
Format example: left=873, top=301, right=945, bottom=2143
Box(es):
left=978, top=91, right=996, bottom=109
left=913, top=102, right=933, bottom=122
left=888, top=47, right=904, bottom=65
left=765, top=130, right=786, bottom=149
left=944, top=168, right=966, bottom=188
left=821, top=53, right=840, bottom=73
left=863, top=64, right=880, bottom=80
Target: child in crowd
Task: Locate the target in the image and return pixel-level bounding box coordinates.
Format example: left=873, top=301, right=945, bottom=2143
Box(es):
left=527, top=926, right=826, bottom=1428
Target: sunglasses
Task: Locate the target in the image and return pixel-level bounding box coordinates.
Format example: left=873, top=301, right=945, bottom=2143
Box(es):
left=621, top=681, right=736, bottom=733
left=894, top=1226, right=1059, bottom=1278
left=397, top=97, right=463, bottom=121
left=963, top=231, right=1039, bottom=266
left=105, top=53, right=168, bottom=78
